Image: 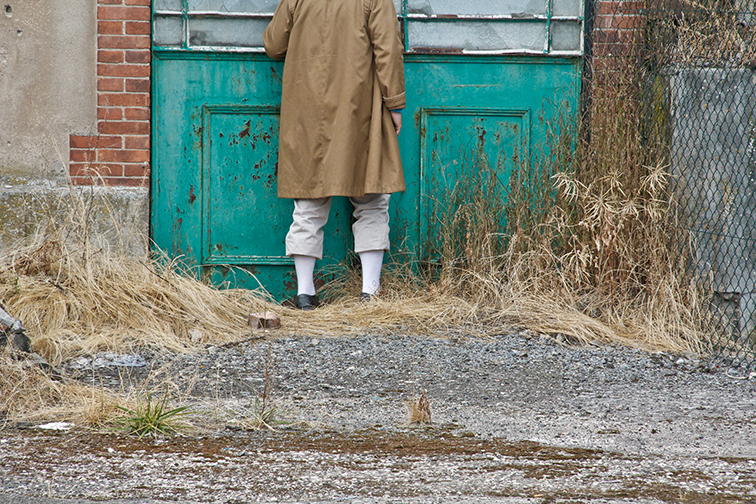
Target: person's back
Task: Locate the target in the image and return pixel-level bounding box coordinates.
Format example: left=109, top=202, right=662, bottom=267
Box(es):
left=263, top=0, right=406, bottom=309
left=264, top=0, right=405, bottom=199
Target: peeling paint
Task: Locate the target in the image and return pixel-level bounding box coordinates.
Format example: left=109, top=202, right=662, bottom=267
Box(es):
left=239, top=120, right=251, bottom=139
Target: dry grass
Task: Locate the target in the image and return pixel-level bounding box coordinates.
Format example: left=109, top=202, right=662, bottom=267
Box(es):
left=2, top=4, right=736, bottom=425
left=381, top=26, right=712, bottom=355
left=0, top=239, right=272, bottom=366
left=646, top=1, right=756, bottom=69
left=0, top=183, right=278, bottom=366
left=0, top=349, right=121, bottom=426
left=406, top=389, right=431, bottom=425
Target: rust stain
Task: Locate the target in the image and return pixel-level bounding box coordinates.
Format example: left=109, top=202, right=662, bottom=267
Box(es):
left=189, top=185, right=197, bottom=205
left=478, top=128, right=487, bottom=147
left=239, top=120, right=251, bottom=139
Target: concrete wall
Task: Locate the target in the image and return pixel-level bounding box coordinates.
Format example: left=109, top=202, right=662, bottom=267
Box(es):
left=0, top=0, right=148, bottom=257
left=0, top=0, right=97, bottom=180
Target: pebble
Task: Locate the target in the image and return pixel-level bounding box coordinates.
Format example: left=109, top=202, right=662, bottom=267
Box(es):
left=69, top=352, right=146, bottom=369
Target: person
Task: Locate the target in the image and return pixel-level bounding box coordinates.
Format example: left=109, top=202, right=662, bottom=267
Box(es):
left=263, top=0, right=406, bottom=310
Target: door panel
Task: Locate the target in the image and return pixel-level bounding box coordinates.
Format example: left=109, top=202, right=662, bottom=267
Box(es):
left=151, top=55, right=351, bottom=299
left=202, top=106, right=284, bottom=264
left=392, top=56, right=580, bottom=264
left=151, top=1, right=584, bottom=301
left=418, top=107, right=530, bottom=259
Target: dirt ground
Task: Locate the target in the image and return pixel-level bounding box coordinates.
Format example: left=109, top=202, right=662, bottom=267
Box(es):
left=1, top=329, right=756, bottom=504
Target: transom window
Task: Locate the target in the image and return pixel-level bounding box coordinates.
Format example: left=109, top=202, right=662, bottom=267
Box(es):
left=153, top=0, right=584, bottom=55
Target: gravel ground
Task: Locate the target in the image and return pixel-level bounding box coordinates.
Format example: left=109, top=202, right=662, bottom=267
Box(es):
left=2, top=328, right=756, bottom=503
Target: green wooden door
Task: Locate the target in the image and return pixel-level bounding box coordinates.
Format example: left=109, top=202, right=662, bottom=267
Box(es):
left=151, top=0, right=584, bottom=301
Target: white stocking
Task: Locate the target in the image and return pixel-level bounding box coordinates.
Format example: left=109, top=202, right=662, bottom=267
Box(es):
left=359, top=250, right=384, bottom=295
left=293, top=255, right=316, bottom=296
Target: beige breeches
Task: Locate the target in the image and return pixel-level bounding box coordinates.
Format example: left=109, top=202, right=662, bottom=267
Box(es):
left=285, top=194, right=391, bottom=259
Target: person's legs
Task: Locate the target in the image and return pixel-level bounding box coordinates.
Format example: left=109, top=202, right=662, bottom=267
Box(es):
left=286, top=198, right=332, bottom=306
left=350, top=194, right=391, bottom=297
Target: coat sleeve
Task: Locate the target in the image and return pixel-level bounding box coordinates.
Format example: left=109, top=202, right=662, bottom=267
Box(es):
left=263, top=0, right=294, bottom=59
left=367, top=0, right=406, bottom=110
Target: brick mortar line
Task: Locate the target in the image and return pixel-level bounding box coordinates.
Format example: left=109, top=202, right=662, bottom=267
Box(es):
left=70, top=0, right=151, bottom=186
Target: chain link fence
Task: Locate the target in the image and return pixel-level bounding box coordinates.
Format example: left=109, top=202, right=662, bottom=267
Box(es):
left=589, top=0, right=756, bottom=370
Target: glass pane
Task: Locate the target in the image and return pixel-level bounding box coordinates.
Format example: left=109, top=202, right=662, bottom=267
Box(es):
left=407, top=0, right=547, bottom=16
left=551, top=19, right=581, bottom=51
left=155, top=0, right=183, bottom=11
left=188, top=0, right=281, bottom=13
left=408, top=20, right=547, bottom=52
left=154, top=15, right=184, bottom=46
left=394, top=0, right=403, bottom=14
left=189, top=18, right=269, bottom=47
left=552, top=0, right=581, bottom=17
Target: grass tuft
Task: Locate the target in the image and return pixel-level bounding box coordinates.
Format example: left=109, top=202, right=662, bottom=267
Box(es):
left=0, top=348, right=121, bottom=426
left=113, top=390, right=193, bottom=438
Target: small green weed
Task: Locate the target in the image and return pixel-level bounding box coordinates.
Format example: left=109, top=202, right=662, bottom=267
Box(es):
left=114, top=391, right=193, bottom=438
left=247, top=394, right=286, bottom=430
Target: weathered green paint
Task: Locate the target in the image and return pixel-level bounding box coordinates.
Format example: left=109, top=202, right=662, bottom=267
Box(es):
left=151, top=53, right=351, bottom=300
left=396, top=55, right=580, bottom=262
left=152, top=51, right=581, bottom=300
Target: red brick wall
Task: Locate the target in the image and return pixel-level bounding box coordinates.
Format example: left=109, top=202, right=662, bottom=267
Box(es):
left=593, top=1, right=644, bottom=60
left=69, top=0, right=151, bottom=187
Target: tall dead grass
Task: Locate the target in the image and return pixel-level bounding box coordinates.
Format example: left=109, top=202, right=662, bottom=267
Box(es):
left=410, top=44, right=709, bottom=353
left=646, top=0, right=756, bottom=69
left=0, top=240, right=270, bottom=367
left=0, top=348, right=121, bottom=425
left=0, top=188, right=275, bottom=367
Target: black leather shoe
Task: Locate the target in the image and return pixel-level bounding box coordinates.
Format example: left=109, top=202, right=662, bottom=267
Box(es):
left=294, top=293, right=319, bottom=310
left=359, top=292, right=374, bottom=303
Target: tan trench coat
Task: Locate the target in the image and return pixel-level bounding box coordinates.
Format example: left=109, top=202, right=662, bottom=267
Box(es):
left=263, top=0, right=406, bottom=199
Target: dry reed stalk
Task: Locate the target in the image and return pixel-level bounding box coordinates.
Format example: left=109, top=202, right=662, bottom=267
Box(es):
left=407, top=389, right=431, bottom=424
left=399, top=27, right=711, bottom=355
left=645, top=1, right=755, bottom=69
left=0, top=350, right=121, bottom=425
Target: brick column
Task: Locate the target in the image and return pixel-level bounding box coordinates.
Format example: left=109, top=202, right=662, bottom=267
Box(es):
left=69, top=0, right=151, bottom=187
left=593, top=1, right=644, bottom=60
